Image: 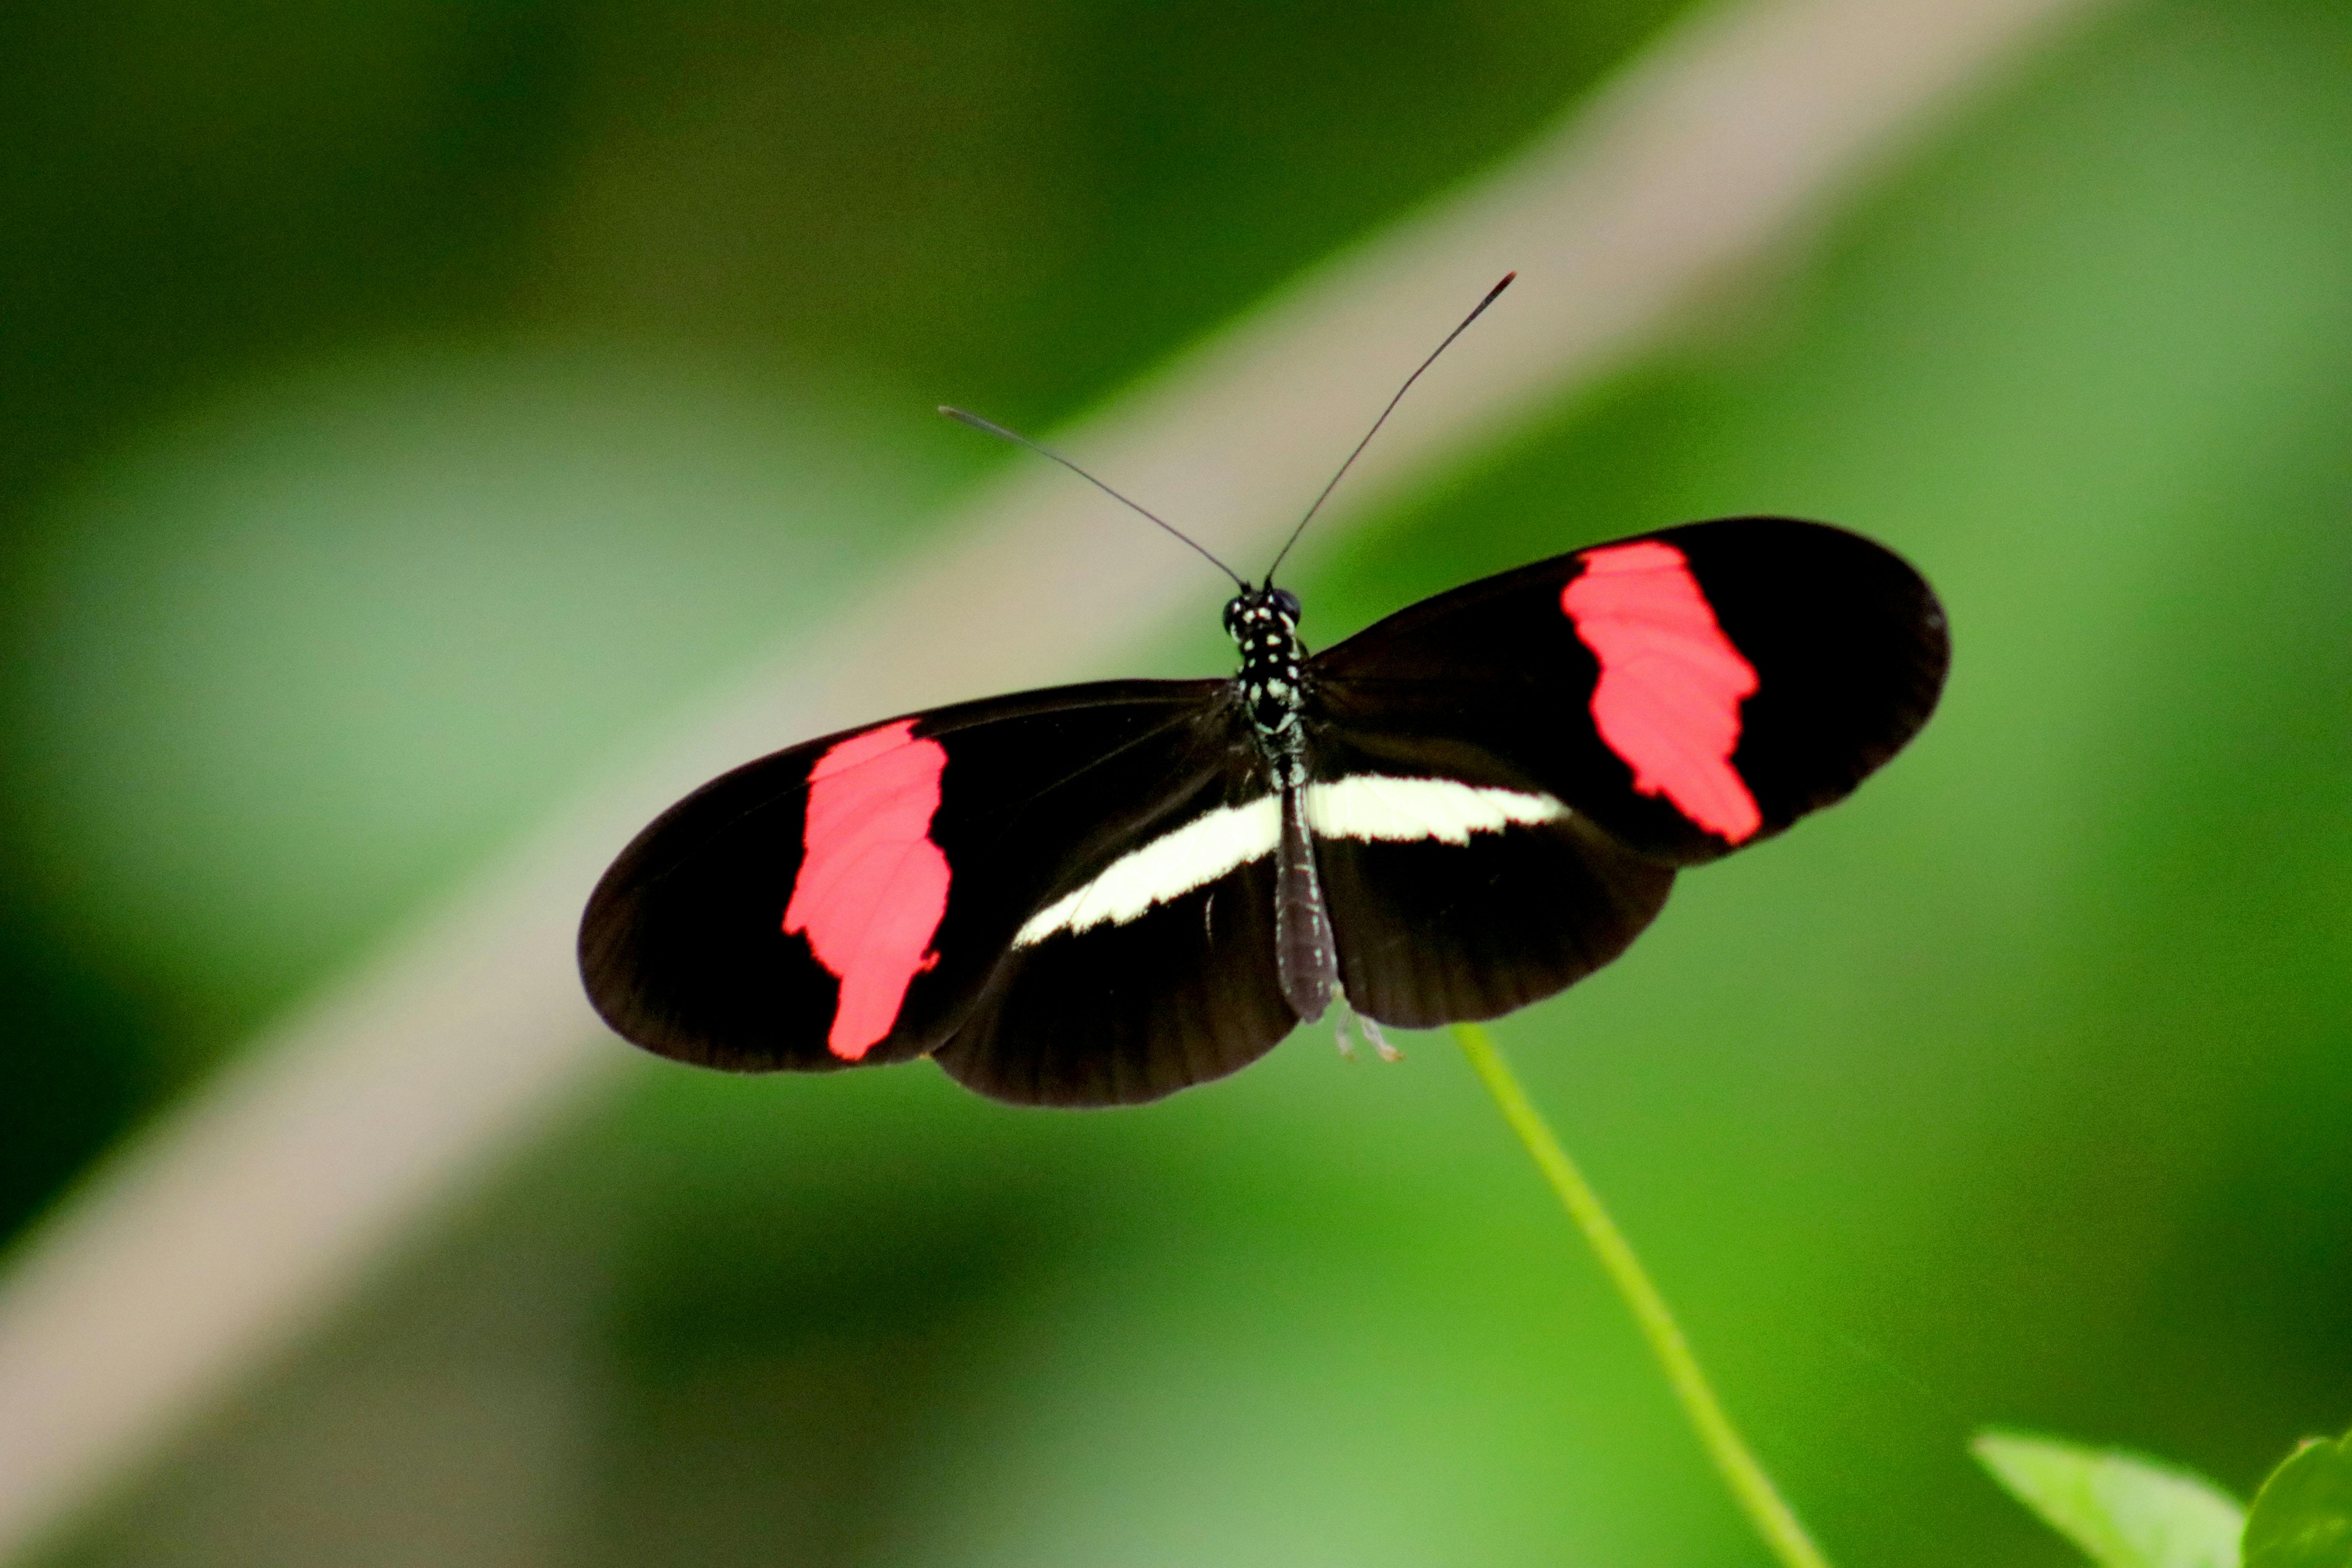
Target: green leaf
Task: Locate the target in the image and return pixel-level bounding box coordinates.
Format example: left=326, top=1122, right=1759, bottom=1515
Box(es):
left=1973, top=1430, right=2245, bottom=1568
left=2244, top=1431, right=2352, bottom=1568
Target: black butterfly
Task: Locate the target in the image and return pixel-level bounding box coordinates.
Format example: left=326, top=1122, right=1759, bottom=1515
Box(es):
left=580, top=281, right=1949, bottom=1107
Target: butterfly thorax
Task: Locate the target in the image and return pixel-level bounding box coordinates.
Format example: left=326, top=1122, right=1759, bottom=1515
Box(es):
left=1223, top=586, right=1309, bottom=751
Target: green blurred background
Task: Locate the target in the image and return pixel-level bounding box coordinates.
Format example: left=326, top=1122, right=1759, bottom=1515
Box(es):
left=3, top=0, right=2348, bottom=1563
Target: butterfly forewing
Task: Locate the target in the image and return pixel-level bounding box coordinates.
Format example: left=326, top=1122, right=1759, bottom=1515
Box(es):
left=581, top=680, right=1249, bottom=1074
left=1310, top=516, right=1948, bottom=866
left=1664, top=517, right=1947, bottom=834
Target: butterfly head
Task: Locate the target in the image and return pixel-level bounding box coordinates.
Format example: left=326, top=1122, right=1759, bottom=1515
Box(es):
left=1224, top=586, right=1307, bottom=738
left=1222, top=585, right=1299, bottom=639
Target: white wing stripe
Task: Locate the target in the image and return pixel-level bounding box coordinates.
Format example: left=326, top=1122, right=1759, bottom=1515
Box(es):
left=1303, top=775, right=1567, bottom=842
left=1013, top=796, right=1281, bottom=946
left=1011, top=776, right=1568, bottom=948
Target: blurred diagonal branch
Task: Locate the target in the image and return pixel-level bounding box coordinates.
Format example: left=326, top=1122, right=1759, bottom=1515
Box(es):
left=0, top=0, right=2113, bottom=1556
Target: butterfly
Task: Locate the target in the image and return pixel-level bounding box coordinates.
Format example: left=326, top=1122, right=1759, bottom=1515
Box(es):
left=579, top=279, right=1950, bottom=1107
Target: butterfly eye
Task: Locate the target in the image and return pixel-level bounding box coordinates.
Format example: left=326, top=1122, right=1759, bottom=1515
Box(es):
left=1221, top=597, right=1247, bottom=636
left=1271, top=588, right=1301, bottom=621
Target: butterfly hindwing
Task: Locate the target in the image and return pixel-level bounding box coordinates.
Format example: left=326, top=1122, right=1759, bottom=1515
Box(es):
left=1290, top=730, right=1677, bottom=1028
left=934, top=850, right=1294, bottom=1107
left=1310, top=517, right=1948, bottom=865
left=579, top=680, right=1246, bottom=1074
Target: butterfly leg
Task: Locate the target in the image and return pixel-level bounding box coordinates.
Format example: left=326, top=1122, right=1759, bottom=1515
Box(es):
left=1330, top=999, right=1400, bottom=1062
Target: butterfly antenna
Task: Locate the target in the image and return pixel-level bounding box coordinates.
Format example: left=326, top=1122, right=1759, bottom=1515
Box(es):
left=1261, top=271, right=1516, bottom=588
left=940, top=406, right=1250, bottom=590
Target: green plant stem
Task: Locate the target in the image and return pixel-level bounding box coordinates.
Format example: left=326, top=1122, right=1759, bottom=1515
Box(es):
left=1452, top=1022, right=1832, bottom=1568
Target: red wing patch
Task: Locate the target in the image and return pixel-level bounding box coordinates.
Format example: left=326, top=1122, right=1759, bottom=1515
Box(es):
left=782, top=718, right=951, bottom=1060
left=1561, top=540, right=1763, bottom=843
